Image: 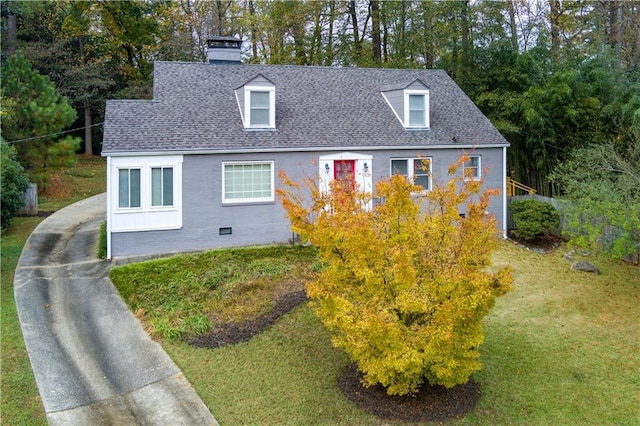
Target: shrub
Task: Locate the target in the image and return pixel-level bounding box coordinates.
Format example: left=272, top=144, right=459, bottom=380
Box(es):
left=97, top=221, right=107, bottom=259
left=1, top=140, right=30, bottom=229
left=278, top=156, right=513, bottom=395
left=510, top=198, right=560, bottom=240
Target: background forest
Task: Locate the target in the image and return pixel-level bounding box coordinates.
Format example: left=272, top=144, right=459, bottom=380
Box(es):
left=1, top=0, right=639, bottom=197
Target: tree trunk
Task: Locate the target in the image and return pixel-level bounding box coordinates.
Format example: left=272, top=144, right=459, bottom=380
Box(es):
left=249, top=0, right=258, bottom=59
left=214, top=1, right=228, bottom=35
left=309, top=4, right=322, bottom=65
left=608, top=1, right=622, bottom=65
left=422, top=2, right=434, bottom=68
left=508, top=0, right=518, bottom=53
left=396, top=1, right=407, bottom=61
left=83, top=100, right=93, bottom=156
left=349, top=1, right=361, bottom=59
left=635, top=7, right=640, bottom=71
left=461, top=0, right=471, bottom=68
left=326, top=0, right=335, bottom=66
left=293, top=22, right=307, bottom=65
left=383, top=13, right=388, bottom=63
left=7, top=13, right=17, bottom=56
left=549, top=0, right=561, bottom=64
left=371, top=0, right=381, bottom=64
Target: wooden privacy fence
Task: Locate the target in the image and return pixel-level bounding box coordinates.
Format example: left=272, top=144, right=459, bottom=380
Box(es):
left=507, top=194, right=639, bottom=264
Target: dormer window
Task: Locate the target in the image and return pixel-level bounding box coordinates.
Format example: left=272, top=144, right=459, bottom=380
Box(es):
left=241, top=82, right=275, bottom=129
left=249, top=91, right=271, bottom=126
left=404, top=90, right=429, bottom=128
left=380, top=80, right=430, bottom=129
left=236, top=74, right=276, bottom=129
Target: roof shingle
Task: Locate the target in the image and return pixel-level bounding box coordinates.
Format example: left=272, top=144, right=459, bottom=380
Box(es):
left=102, top=62, right=509, bottom=154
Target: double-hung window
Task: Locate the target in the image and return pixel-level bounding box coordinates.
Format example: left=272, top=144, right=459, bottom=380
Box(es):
left=115, top=161, right=180, bottom=211
left=463, top=156, right=481, bottom=180
left=244, top=86, right=275, bottom=129
left=223, top=161, right=274, bottom=203
left=151, top=167, right=174, bottom=207
left=404, top=90, right=429, bottom=128
left=408, top=95, right=426, bottom=127
left=249, top=91, right=271, bottom=126
left=390, top=158, right=432, bottom=191
left=118, top=168, right=141, bottom=208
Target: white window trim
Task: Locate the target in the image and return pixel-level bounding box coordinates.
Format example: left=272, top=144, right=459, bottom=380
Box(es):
left=390, top=157, right=432, bottom=192
left=116, top=167, right=143, bottom=211
left=149, top=165, right=177, bottom=211
left=404, top=89, right=430, bottom=129
left=463, top=155, right=482, bottom=181
left=222, top=160, right=275, bottom=204
left=114, top=160, right=181, bottom=214
left=244, top=86, right=276, bottom=129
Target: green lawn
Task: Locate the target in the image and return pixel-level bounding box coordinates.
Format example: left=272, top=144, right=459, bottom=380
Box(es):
left=116, top=241, right=639, bottom=425
left=1, top=156, right=105, bottom=426
left=1, top=217, right=46, bottom=426
left=110, top=245, right=318, bottom=339
left=38, top=155, right=106, bottom=211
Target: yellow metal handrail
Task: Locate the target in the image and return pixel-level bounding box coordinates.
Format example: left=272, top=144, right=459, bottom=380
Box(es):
left=507, top=176, right=536, bottom=197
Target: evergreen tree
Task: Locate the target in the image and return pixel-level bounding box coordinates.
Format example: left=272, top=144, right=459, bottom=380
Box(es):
left=1, top=53, right=79, bottom=189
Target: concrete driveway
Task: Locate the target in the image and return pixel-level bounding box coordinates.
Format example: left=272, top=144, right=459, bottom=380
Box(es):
left=14, top=193, right=217, bottom=425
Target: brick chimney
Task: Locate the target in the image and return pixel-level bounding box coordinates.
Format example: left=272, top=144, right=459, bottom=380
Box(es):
left=206, top=36, right=242, bottom=64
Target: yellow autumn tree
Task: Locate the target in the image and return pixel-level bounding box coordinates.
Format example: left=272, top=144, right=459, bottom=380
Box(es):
left=277, top=156, right=512, bottom=395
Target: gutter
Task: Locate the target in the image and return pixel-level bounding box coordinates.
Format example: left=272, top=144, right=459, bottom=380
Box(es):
left=101, top=143, right=510, bottom=157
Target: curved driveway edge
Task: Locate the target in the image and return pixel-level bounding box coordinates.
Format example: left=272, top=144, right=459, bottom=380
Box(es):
left=14, top=193, right=217, bottom=425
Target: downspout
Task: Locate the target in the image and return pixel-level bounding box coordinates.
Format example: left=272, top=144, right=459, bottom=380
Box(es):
left=502, top=146, right=508, bottom=239
left=106, top=156, right=112, bottom=260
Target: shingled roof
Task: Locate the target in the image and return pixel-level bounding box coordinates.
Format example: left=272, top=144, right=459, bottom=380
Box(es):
left=102, top=62, right=509, bottom=155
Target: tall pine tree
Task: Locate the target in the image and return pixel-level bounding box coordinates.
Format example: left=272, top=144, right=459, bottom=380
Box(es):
left=1, top=53, right=79, bottom=190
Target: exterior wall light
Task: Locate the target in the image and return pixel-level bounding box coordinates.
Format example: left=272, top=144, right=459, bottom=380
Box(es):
left=325, top=163, right=330, bottom=173
left=363, top=162, right=369, bottom=173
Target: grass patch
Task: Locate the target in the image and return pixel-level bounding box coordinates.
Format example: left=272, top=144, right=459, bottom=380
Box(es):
left=38, top=155, right=106, bottom=211
left=461, top=242, right=640, bottom=424
left=162, top=304, right=375, bottom=424
left=1, top=217, right=46, bottom=426
left=110, top=245, right=317, bottom=340
left=123, top=240, right=639, bottom=424
left=1, top=155, right=106, bottom=426
left=97, top=220, right=107, bottom=259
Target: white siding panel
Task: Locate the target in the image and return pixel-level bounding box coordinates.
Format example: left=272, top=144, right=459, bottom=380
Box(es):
left=109, top=155, right=183, bottom=233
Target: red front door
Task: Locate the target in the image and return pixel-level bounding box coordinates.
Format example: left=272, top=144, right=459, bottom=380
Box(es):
left=334, top=160, right=355, bottom=190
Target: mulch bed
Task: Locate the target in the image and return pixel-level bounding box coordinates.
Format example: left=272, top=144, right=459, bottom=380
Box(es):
left=17, top=211, right=54, bottom=218
left=338, top=364, right=480, bottom=422
left=508, top=233, right=564, bottom=253
left=188, top=290, right=481, bottom=422
left=188, top=290, right=308, bottom=348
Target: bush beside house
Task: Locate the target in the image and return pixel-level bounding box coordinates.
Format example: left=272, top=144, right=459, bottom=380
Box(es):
left=510, top=198, right=560, bottom=241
